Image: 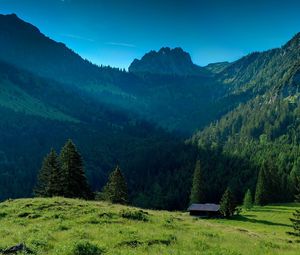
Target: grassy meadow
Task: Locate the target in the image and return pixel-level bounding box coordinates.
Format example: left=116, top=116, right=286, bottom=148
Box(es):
left=0, top=198, right=299, bottom=255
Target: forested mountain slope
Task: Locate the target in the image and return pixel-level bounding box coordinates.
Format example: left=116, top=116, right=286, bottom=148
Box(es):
left=191, top=33, right=300, bottom=203
left=218, top=33, right=300, bottom=93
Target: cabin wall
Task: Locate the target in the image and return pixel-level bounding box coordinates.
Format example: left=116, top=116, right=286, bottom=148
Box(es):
left=189, top=210, right=220, bottom=217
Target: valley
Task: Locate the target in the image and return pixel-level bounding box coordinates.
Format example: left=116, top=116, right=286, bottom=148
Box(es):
left=0, top=13, right=299, bottom=211
left=0, top=1, right=300, bottom=254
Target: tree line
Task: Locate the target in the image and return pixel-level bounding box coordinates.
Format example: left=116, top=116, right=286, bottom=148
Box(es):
left=35, top=141, right=300, bottom=238
left=190, top=159, right=300, bottom=219
left=190, top=159, right=300, bottom=238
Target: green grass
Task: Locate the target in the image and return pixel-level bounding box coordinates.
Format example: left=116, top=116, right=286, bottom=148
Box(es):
left=0, top=198, right=299, bottom=255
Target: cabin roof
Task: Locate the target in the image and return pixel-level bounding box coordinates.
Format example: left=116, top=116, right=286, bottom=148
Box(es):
left=187, top=203, right=220, bottom=212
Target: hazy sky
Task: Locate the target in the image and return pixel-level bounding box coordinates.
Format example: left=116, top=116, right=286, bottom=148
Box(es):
left=0, top=0, right=300, bottom=68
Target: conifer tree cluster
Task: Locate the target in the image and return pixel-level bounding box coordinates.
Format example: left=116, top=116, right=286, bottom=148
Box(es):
left=254, top=161, right=281, bottom=206
left=35, top=139, right=92, bottom=199
left=102, top=166, right=128, bottom=204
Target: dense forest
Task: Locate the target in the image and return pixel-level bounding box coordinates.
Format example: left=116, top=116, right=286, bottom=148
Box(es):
left=0, top=14, right=299, bottom=210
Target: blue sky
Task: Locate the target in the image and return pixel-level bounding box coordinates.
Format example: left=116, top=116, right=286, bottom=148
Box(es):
left=0, top=0, right=300, bottom=69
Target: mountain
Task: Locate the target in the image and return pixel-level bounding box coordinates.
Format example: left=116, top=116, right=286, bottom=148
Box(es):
left=0, top=13, right=128, bottom=92
left=129, top=47, right=208, bottom=76
left=217, top=33, right=300, bottom=93
left=0, top=14, right=233, bottom=134
left=190, top=33, right=300, bottom=202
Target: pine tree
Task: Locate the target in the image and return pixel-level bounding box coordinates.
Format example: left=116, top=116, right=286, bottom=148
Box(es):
left=60, top=139, right=92, bottom=199
left=151, top=182, right=164, bottom=209
left=220, top=187, right=236, bottom=218
left=35, top=149, right=61, bottom=197
left=47, top=149, right=63, bottom=196
left=296, top=181, right=300, bottom=202
left=289, top=162, right=300, bottom=198
left=243, top=189, right=253, bottom=210
left=35, top=151, right=52, bottom=197
left=255, top=165, right=268, bottom=205
left=290, top=180, right=300, bottom=237
left=103, top=166, right=128, bottom=204
left=190, top=160, right=204, bottom=204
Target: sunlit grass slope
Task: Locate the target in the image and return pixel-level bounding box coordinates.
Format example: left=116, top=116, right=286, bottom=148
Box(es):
left=0, top=80, right=78, bottom=122
left=0, top=198, right=299, bottom=255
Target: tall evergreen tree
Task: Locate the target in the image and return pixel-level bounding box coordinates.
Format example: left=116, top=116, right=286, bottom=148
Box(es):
left=190, top=160, right=204, bottom=204
left=35, top=149, right=61, bottom=197
left=255, top=165, right=268, bottom=206
left=220, top=187, right=236, bottom=218
left=47, top=149, right=63, bottom=197
left=290, top=180, right=300, bottom=237
left=296, top=181, right=300, bottom=202
left=243, top=189, right=253, bottom=210
left=289, top=162, right=300, bottom=198
left=103, top=166, right=128, bottom=204
left=60, top=139, right=92, bottom=199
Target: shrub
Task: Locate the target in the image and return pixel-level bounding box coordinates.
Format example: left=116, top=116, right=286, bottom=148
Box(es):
left=147, top=235, right=177, bottom=246
left=18, top=212, right=31, bottom=218
left=120, top=209, right=149, bottom=221
left=72, top=241, right=104, bottom=255
left=0, top=212, right=7, bottom=219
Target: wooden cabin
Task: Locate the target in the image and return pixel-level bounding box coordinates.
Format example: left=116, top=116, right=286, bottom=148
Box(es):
left=187, top=203, right=220, bottom=217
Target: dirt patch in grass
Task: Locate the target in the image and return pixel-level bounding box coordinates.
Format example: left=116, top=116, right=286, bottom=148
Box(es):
left=117, top=235, right=177, bottom=248
left=117, top=240, right=143, bottom=248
